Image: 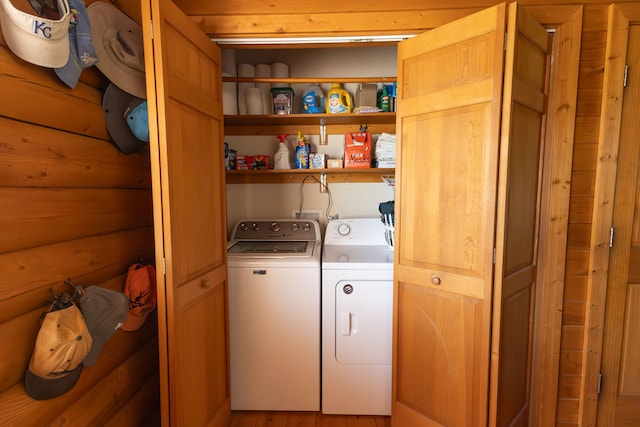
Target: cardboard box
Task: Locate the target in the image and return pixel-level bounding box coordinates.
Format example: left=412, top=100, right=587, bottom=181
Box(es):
left=310, top=153, right=326, bottom=169
left=344, top=131, right=372, bottom=168
left=327, top=158, right=343, bottom=169
left=236, top=155, right=270, bottom=170
left=355, top=83, right=378, bottom=108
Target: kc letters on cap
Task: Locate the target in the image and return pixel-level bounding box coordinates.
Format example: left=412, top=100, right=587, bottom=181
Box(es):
left=24, top=291, right=92, bottom=400
left=0, top=0, right=71, bottom=67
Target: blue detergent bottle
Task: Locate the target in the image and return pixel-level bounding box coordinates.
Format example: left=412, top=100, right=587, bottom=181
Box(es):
left=302, top=84, right=325, bottom=114
left=294, top=131, right=309, bottom=169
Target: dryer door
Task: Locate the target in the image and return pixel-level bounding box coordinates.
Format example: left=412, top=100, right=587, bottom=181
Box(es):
left=335, top=280, right=393, bottom=365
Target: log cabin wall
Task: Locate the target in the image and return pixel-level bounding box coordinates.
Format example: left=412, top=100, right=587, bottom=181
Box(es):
left=0, top=2, right=160, bottom=423
left=0, top=0, right=632, bottom=426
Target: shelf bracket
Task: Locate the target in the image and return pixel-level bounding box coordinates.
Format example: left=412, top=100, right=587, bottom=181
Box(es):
left=320, top=172, right=327, bottom=193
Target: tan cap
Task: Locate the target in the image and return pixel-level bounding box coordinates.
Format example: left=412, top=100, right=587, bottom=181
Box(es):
left=25, top=303, right=93, bottom=400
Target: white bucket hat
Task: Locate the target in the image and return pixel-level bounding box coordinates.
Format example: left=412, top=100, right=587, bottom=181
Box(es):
left=0, top=0, right=71, bottom=67
left=87, top=1, right=146, bottom=99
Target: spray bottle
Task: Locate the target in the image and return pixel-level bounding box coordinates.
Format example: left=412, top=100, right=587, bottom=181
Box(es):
left=294, top=131, right=309, bottom=169
left=273, top=134, right=291, bottom=169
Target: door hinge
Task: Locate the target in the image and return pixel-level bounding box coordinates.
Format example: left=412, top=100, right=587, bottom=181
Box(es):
left=493, top=247, right=496, bottom=264
left=624, top=64, right=629, bottom=88
left=597, top=373, right=603, bottom=394
left=150, top=21, right=154, bottom=39
left=610, top=226, right=615, bottom=248
left=162, top=257, right=166, bottom=275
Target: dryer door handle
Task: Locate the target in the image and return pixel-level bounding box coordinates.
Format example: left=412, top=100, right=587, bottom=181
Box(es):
left=341, top=311, right=352, bottom=336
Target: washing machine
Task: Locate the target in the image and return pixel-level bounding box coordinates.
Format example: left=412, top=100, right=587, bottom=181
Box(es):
left=322, top=217, right=394, bottom=415
left=227, top=219, right=321, bottom=411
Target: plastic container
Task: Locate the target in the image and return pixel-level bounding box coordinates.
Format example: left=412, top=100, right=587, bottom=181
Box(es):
left=379, top=86, right=391, bottom=112
left=273, top=134, right=291, bottom=169
left=271, top=87, right=294, bottom=115
left=302, top=84, right=325, bottom=114
left=294, top=132, right=309, bottom=169
left=326, top=83, right=352, bottom=114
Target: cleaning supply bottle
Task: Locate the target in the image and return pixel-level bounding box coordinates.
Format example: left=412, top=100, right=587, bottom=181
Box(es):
left=326, top=83, right=352, bottom=114
left=294, top=131, right=309, bottom=169
left=302, top=84, right=325, bottom=114
left=273, top=134, right=291, bottom=169
left=379, top=85, right=391, bottom=112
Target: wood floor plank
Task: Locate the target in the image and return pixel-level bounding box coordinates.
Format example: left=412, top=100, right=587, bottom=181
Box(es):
left=285, top=411, right=316, bottom=427
left=229, top=411, right=391, bottom=427
left=256, top=411, right=288, bottom=427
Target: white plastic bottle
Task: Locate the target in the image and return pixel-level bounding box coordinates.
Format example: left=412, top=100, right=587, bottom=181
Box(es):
left=273, top=134, right=291, bottom=169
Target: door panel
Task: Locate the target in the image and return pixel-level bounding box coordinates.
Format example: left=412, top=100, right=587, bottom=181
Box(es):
left=598, top=24, right=640, bottom=427
left=394, top=5, right=507, bottom=426
left=393, top=3, right=548, bottom=426
left=491, top=5, right=549, bottom=426
left=141, top=0, right=230, bottom=425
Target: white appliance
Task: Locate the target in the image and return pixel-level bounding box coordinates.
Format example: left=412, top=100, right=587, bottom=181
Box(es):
left=322, top=217, right=394, bottom=415
left=227, top=219, right=321, bottom=411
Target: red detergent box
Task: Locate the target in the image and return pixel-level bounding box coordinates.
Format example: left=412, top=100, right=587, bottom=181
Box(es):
left=344, top=131, right=372, bottom=168
left=249, top=155, right=270, bottom=170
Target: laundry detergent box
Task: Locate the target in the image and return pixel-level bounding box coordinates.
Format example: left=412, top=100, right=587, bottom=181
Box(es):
left=236, top=155, right=271, bottom=170
left=344, top=131, right=372, bottom=168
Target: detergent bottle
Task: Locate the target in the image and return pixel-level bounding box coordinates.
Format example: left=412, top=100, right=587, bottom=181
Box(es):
left=326, top=83, right=352, bottom=114
left=302, top=84, right=325, bottom=114
left=294, top=131, right=309, bottom=169
left=273, top=134, right=291, bottom=169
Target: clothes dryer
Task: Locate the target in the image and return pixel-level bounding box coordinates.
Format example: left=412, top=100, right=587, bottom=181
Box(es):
left=322, top=218, right=394, bottom=415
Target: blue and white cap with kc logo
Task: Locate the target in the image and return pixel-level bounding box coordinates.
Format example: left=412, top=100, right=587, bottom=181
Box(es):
left=0, top=0, right=71, bottom=67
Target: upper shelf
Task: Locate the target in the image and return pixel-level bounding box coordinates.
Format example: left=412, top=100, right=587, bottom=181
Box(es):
left=224, top=112, right=396, bottom=126
left=222, top=76, right=397, bottom=84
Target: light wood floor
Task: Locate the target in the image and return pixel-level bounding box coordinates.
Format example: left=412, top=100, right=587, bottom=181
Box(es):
left=229, top=411, right=391, bottom=427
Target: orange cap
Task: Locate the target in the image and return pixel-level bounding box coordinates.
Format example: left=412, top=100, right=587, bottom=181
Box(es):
left=121, top=264, right=157, bottom=331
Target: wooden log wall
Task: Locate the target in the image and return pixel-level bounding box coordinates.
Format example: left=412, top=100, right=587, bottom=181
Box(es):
left=556, top=6, right=607, bottom=427
left=0, top=11, right=160, bottom=425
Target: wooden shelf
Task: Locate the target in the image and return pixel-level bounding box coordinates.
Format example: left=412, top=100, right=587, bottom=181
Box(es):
left=224, top=113, right=396, bottom=135
left=226, top=168, right=395, bottom=184
left=222, top=77, right=396, bottom=84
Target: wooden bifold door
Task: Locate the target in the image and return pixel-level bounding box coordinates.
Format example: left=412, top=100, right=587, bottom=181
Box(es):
left=393, top=3, right=549, bottom=426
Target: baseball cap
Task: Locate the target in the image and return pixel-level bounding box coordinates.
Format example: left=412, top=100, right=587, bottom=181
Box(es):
left=77, top=285, right=129, bottom=367
left=24, top=296, right=93, bottom=400
left=102, top=83, right=149, bottom=153
left=121, top=263, right=157, bottom=331
left=55, top=0, right=98, bottom=88
left=0, top=0, right=71, bottom=68
left=87, top=1, right=146, bottom=99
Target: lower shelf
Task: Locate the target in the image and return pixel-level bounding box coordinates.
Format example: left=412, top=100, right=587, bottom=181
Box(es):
left=225, top=168, right=395, bottom=184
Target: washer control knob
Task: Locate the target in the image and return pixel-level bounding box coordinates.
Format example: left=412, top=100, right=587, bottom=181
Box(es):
left=291, top=223, right=299, bottom=232
left=303, top=222, right=311, bottom=232
left=239, top=223, right=249, bottom=231
left=271, top=222, right=280, bottom=232
left=338, top=223, right=351, bottom=236
left=343, top=284, right=354, bottom=294
left=251, top=222, right=260, bottom=231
